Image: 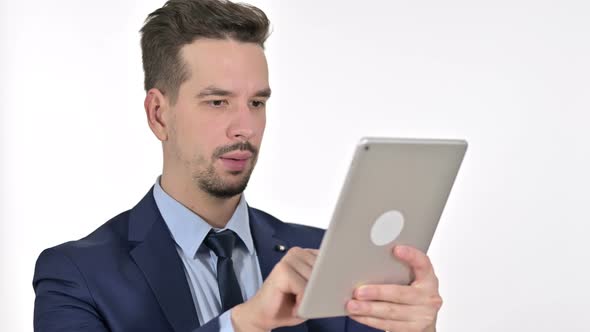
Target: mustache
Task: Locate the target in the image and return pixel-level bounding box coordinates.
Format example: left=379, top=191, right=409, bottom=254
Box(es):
left=212, top=141, right=258, bottom=159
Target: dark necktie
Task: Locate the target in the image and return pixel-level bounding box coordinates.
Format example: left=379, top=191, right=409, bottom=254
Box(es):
left=204, top=229, right=244, bottom=312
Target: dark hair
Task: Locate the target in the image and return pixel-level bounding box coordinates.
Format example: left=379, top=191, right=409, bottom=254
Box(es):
left=140, top=0, right=271, bottom=104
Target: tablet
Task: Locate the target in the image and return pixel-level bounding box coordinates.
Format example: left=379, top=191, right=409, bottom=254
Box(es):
left=297, top=137, right=467, bottom=319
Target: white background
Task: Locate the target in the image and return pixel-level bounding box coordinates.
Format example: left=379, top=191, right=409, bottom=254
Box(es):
left=2, top=0, right=589, bottom=330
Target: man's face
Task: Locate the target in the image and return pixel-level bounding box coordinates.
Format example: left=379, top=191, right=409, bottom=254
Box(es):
left=165, top=38, right=269, bottom=198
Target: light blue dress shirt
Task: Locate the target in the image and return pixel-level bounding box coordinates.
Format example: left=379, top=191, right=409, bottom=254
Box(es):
left=153, top=176, right=263, bottom=331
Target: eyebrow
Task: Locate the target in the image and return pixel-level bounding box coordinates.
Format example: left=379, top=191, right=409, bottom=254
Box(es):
left=196, top=86, right=272, bottom=99
left=253, top=87, right=272, bottom=98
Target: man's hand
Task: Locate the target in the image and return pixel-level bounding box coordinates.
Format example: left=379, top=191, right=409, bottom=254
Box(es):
left=346, top=245, right=443, bottom=332
left=231, top=247, right=318, bottom=332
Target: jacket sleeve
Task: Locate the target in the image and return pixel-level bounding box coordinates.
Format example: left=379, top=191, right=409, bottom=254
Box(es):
left=345, top=317, right=385, bottom=332
left=33, top=248, right=109, bottom=332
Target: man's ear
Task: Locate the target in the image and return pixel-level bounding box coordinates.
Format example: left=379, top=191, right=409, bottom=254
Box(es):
left=144, top=88, right=170, bottom=141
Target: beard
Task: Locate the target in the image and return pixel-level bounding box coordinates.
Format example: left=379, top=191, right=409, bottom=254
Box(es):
left=193, top=141, right=258, bottom=199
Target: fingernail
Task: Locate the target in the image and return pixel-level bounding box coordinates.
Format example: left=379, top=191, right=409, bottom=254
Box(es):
left=395, top=245, right=408, bottom=256
left=356, top=286, right=370, bottom=298
left=348, top=301, right=360, bottom=311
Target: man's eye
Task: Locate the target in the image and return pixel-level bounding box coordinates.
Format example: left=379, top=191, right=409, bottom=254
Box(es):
left=251, top=100, right=266, bottom=108
left=208, top=100, right=228, bottom=107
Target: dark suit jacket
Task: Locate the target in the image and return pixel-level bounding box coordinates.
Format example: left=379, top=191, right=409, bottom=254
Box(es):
left=33, top=187, right=381, bottom=332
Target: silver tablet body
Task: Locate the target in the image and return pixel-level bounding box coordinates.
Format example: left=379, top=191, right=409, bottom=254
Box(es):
left=297, top=137, right=468, bottom=319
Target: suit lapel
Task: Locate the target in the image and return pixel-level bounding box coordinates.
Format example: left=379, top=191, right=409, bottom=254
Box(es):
left=128, top=188, right=200, bottom=332
left=249, top=208, right=309, bottom=332
left=248, top=208, right=288, bottom=281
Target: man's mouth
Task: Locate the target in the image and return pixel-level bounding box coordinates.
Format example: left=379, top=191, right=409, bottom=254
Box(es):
left=219, top=151, right=253, bottom=160
left=218, top=151, right=253, bottom=172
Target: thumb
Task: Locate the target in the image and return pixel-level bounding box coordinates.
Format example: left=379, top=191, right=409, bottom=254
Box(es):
left=393, top=245, right=437, bottom=289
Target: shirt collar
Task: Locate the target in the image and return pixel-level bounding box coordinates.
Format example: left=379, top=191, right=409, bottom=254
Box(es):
left=152, top=176, right=255, bottom=258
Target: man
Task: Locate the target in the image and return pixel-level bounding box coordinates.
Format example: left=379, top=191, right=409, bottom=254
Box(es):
left=33, top=0, right=443, bottom=331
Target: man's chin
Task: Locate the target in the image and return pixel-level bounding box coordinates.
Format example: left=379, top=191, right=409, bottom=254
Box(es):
left=198, top=172, right=252, bottom=199
left=195, top=161, right=255, bottom=198
left=225, top=169, right=246, bottom=176
left=203, top=182, right=248, bottom=199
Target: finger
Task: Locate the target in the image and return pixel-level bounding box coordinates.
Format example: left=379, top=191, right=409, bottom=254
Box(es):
left=353, top=284, right=426, bottom=305
left=348, top=314, right=421, bottom=332
left=283, top=263, right=310, bottom=316
left=304, top=248, right=319, bottom=256
left=287, top=247, right=317, bottom=265
left=275, top=260, right=308, bottom=297
left=346, top=300, right=414, bottom=321
left=285, top=247, right=317, bottom=276
left=299, top=248, right=318, bottom=266
left=393, top=245, right=437, bottom=287
left=284, top=253, right=314, bottom=280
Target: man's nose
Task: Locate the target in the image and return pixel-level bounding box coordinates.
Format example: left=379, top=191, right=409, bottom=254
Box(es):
left=230, top=127, right=254, bottom=141
left=227, top=103, right=256, bottom=141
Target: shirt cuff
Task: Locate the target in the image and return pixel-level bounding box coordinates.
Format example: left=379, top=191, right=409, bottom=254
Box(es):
left=218, top=310, right=235, bottom=332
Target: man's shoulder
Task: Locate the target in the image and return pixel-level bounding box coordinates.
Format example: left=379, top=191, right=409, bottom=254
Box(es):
left=41, top=209, right=134, bottom=263
left=33, top=208, right=137, bottom=294
left=42, top=185, right=157, bottom=259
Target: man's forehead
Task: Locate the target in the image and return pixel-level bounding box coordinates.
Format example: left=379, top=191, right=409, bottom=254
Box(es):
left=180, top=38, right=266, bottom=67
left=179, top=38, right=269, bottom=92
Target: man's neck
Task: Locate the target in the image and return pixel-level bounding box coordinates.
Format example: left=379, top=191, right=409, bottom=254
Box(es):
left=159, top=173, right=241, bottom=229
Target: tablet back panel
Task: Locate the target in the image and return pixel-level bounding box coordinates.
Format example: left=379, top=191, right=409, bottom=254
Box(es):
left=298, top=137, right=467, bottom=319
